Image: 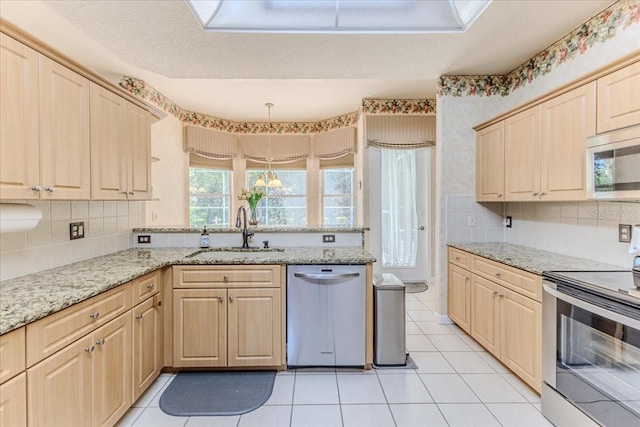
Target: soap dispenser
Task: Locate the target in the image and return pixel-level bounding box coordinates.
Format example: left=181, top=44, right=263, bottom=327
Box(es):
left=200, top=226, right=210, bottom=249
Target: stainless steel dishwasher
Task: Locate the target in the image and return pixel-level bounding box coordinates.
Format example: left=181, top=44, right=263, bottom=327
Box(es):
left=287, top=264, right=366, bottom=367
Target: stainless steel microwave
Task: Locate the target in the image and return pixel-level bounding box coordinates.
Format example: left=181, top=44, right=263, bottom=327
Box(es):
left=586, top=126, right=640, bottom=200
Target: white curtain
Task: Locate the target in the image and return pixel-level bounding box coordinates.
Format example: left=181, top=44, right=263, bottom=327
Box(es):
left=381, top=149, right=418, bottom=267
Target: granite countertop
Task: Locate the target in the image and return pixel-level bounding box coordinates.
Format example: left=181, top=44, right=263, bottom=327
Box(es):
left=0, top=246, right=375, bottom=335
left=448, top=242, right=624, bottom=275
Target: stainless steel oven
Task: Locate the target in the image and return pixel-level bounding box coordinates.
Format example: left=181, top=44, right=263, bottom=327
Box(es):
left=542, top=271, right=640, bottom=427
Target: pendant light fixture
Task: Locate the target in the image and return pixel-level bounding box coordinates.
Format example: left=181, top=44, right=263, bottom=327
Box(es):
left=254, top=102, right=283, bottom=188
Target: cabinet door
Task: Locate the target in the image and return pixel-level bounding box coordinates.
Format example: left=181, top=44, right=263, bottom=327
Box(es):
left=39, top=55, right=91, bottom=200
left=470, top=274, right=500, bottom=357
left=597, top=61, right=640, bottom=133
left=27, top=336, right=93, bottom=427
left=125, top=103, right=152, bottom=200
left=504, top=106, right=541, bottom=201
left=227, top=288, right=282, bottom=367
left=0, top=34, right=39, bottom=200
left=173, top=289, right=227, bottom=367
left=90, top=83, right=127, bottom=200
left=447, top=264, right=471, bottom=333
left=0, top=327, right=25, bottom=385
left=92, top=313, right=131, bottom=427
left=475, top=122, right=504, bottom=201
left=0, top=372, right=26, bottom=427
left=132, top=295, right=163, bottom=402
left=500, top=287, right=542, bottom=393
left=540, top=82, right=595, bottom=201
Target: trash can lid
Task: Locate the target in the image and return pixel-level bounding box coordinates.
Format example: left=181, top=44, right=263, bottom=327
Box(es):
left=373, top=273, right=405, bottom=289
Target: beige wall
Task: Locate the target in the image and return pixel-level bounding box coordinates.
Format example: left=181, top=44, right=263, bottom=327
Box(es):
left=143, top=115, right=189, bottom=226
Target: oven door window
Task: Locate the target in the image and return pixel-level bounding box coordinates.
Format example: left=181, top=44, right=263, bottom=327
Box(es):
left=556, top=299, right=640, bottom=426
left=594, top=146, right=640, bottom=192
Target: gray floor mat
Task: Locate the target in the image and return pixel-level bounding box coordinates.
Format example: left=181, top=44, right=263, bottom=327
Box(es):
left=159, top=371, right=276, bottom=416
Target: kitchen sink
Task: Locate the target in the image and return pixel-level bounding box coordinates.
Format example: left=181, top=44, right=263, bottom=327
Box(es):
left=186, top=247, right=285, bottom=258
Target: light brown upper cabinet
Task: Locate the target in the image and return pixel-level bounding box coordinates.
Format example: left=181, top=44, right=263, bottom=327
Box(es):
left=503, top=83, right=595, bottom=201
left=475, top=122, right=504, bottom=201
left=504, top=106, right=540, bottom=201
left=0, top=35, right=91, bottom=200
left=91, top=84, right=152, bottom=200
left=597, top=61, right=640, bottom=133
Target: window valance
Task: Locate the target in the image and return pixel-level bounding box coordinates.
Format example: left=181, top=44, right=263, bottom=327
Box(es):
left=185, top=125, right=238, bottom=169
left=240, top=135, right=311, bottom=164
left=366, top=115, right=436, bottom=150
left=313, top=127, right=356, bottom=168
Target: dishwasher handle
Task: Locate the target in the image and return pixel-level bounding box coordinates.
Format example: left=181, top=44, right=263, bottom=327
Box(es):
left=293, top=272, right=360, bottom=281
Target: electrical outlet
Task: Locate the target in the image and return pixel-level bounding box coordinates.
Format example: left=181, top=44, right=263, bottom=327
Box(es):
left=323, top=234, right=336, bottom=243
left=69, top=222, right=85, bottom=240
left=138, top=235, right=151, bottom=244
left=619, top=224, right=632, bottom=243
left=467, top=216, right=476, bottom=227
left=503, top=216, right=512, bottom=228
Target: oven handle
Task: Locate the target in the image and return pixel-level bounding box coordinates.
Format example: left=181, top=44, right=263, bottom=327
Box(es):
left=543, top=283, right=640, bottom=330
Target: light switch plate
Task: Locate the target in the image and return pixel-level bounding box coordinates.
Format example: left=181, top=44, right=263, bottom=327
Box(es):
left=619, top=224, right=632, bottom=243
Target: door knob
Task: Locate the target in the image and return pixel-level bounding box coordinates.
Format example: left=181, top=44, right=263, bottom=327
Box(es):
left=418, top=226, right=425, bottom=230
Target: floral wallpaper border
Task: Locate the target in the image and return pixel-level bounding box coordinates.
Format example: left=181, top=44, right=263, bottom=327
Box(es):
left=362, top=98, right=436, bottom=115
left=438, top=0, right=640, bottom=97
left=119, top=77, right=360, bottom=134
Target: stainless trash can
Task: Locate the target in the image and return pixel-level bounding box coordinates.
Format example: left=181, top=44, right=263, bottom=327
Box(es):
left=373, top=274, right=406, bottom=366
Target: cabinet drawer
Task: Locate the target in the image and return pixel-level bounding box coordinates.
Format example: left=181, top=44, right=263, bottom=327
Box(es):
left=173, top=265, right=282, bottom=289
left=471, top=256, right=541, bottom=302
left=0, top=327, right=26, bottom=384
left=132, top=270, right=161, bottom=306
left=448, top=247, right=471, bottom=269
left=26, top=284, right=131, bottom=367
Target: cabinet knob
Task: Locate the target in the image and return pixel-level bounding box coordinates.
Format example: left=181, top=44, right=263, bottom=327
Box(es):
left=96, top=338, right=105, bottom=346
left=85, top=345, right=95, bottom=353
left=89, top=312, right=100, bottom=319
left=31, top=185, right=42, bottom=192
left=146, top=283, right=154, bottom=289
left=499, top=293, right=505, bottom=298
left=497, top=194, right=503, bottom=198
left=45, top=186, right=54, bottom=192
left=540, top=191, right=547, bottom=197
left=493, top=291, right=499, bottom=296
left=455, top=257, right=460, bottom=260
left=532, top=192, right=539, bottom=196
left=495, top=272, right=502, bottom=277
left=135, top=314, right=143, bottom=320
left=128, top=191, right=134, bottom=196
left=229, top=295, right=234, bottom=302
left=223, top=275, right=229, bottom=283
left=121, top=191, right=128, bottom=195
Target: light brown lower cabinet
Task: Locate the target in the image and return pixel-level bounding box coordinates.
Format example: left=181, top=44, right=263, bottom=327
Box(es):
left=132, top=293, right=163, bottom=402
left=0, top=372, right=27, bottom=427
left=470, top=273, right=542, bottom=393
left=27, top=312, right=131, bottom=427
left=447, top=264, right=471, bottom=334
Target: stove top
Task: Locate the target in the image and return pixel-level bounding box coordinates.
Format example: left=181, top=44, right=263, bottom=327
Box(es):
left=544, top=269, right=640, bottom=305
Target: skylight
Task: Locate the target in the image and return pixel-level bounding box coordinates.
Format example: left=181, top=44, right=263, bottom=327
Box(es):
left=185, top=0, right=492, bottom=33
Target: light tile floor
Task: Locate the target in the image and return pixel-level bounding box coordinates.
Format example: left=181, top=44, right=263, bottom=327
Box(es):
left=116, top=287, right=553, bottom=427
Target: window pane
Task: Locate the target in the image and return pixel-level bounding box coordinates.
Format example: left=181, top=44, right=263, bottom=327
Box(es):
left=189, top=168, right=231, bottom=227
left=246, top=169, right=307, bottom=226
left=322, top=168, right=354, bottom=227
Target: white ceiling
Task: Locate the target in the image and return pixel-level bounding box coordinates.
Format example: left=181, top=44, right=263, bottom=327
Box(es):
left=0, top=0, right=614, bottom=121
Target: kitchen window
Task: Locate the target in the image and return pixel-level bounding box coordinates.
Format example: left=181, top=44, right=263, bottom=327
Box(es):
left=246, top=170, right=307, bottom=226
left=189, top=167, right=231, bottom=227
left=322, top=168, right=354, bottom=226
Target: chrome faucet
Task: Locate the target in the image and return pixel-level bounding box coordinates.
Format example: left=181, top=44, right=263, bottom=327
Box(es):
left=235, top=206, right=254, bottom=248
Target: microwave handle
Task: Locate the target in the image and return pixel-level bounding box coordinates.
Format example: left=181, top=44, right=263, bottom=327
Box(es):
left=543, top=283, right=640, bottom=330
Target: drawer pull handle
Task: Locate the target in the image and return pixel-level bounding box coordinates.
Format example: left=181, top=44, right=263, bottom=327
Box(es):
left=229, top=295, right=234, bottom=302
left=89, top=312, right=100, bottom=319
left=136, top=314, right=143, bottom=320
left=532, top=192, right=539, bottom=196
left=493, top=291, right=499, bottom=296
left=218, top=296, right=224, bottom=303
left=455, top=257, right=460, bottom=260
left=128, top=191, right=134, bottom=196
left=223, top=275, right=229, bottom=283
left=499, top=293, right=505, bottom=298
left=146, top=283, right=154, bottom=289
left=96, top=339, right=105, bottom=346
left=85, top=345, right=95, bottom=353
left=494, top=272, right=502, bottom=277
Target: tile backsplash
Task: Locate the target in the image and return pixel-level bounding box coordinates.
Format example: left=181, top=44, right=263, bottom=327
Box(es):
left=0, top=200, right=141, bottom=280
left=446, top=194, right=504, bottom=243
